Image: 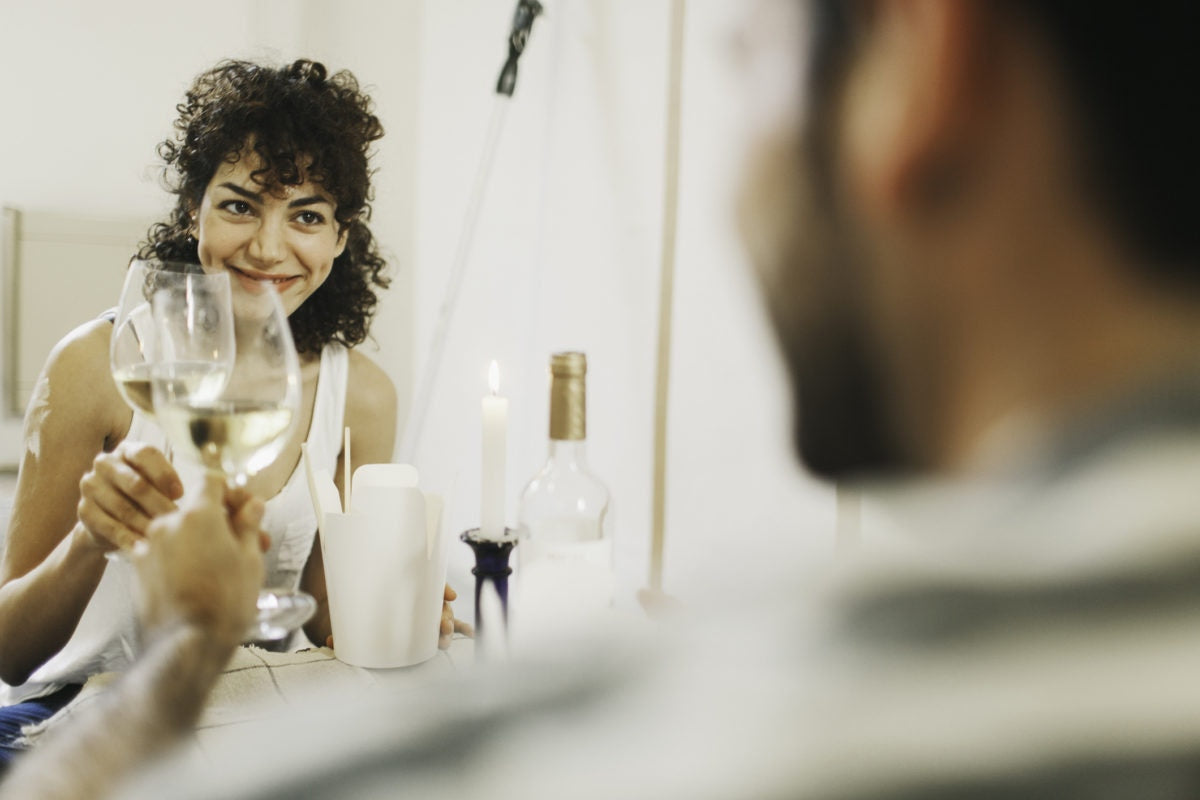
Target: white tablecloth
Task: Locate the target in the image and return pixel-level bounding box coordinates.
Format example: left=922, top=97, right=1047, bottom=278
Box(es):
left=19, top=636, right=473, bottom=758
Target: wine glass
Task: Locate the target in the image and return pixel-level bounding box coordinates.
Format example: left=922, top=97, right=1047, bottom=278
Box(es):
left=110, top=259, right=233, bottom=420
left=107, top=260, right=233, bottom=567
left=151, top=280, right=316, bottom=641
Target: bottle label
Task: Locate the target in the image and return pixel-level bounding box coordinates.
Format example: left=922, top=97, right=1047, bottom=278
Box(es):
left=512, top=538, right=614, bottom=643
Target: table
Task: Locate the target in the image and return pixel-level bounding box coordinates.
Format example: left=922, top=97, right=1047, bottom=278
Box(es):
left=19, top=637, right=474, bottom=758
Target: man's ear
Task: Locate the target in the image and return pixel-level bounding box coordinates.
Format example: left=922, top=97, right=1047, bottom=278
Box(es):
left=839, top=0, right=989, bottom=221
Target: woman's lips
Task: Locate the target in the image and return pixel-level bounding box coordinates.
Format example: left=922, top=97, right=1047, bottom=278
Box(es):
left=228, top=266, right=301, bottom=292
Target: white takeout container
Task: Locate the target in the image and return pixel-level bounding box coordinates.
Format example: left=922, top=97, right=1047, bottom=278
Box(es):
left=309, top=459, right=446, bottom=669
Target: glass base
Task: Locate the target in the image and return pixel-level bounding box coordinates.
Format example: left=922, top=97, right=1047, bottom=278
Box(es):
left=248, top=588, right=317, bottom=642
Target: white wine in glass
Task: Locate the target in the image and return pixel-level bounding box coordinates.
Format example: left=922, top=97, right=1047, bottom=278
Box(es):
left=110, top=260, right=233, bottom=419
left=152, top=279, right=314, bottom=641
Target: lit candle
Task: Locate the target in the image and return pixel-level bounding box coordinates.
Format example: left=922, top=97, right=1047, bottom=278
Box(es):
left=481, top=360, right=508, bottom=540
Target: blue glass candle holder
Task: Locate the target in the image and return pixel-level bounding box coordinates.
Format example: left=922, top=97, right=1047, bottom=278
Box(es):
left=460, top=528, right=518, bottom=649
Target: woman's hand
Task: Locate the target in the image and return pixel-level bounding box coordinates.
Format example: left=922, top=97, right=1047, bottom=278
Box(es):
left=440, top=584, right=473, bottom=649
left=77, top=440, right=183, bottom=553
left=323, top=583, right=474, bottom=651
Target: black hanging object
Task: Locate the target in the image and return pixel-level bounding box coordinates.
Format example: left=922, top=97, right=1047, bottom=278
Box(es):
left=496, top=0, right=544, bottom=96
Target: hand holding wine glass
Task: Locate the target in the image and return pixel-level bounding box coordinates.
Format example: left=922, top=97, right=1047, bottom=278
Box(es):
left=132, top=470, right=266, bottom=648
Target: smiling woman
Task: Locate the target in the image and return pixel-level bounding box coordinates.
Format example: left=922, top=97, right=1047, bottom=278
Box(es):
left=143, top=59, right=388, bottom=357
left=0, top=58, right=466, bottom=769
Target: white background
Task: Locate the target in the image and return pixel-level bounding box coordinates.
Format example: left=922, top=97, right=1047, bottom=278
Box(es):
left=0, top=0, right=835, bottom=600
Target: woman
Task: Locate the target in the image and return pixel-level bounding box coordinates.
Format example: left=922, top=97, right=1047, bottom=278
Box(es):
left=0, top=59, right=460, bottom=763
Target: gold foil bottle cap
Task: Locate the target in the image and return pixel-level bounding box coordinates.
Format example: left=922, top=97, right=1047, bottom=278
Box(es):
left=550, top=351, right=587, bottom=378
left=549, top=351, right=587, bottom=441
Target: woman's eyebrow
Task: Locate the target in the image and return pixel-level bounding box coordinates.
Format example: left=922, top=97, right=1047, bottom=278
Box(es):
left=287, top=195, right=333, bottom=208
left=217, top=182, right=332, bottom=209
left=219, top=182, right=263, bottom=202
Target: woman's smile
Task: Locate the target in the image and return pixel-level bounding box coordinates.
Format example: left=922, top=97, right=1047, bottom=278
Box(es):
left=227, top=264, right=303, bottom=293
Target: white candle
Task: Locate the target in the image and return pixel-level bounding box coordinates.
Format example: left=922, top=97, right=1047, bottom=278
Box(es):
left=481, top=360, right=508, bottom=540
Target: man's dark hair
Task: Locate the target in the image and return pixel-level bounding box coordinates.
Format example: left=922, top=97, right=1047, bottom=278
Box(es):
left=139, top=59, right=390, bottom=357
left=810, top=1, right=1199, bottom=285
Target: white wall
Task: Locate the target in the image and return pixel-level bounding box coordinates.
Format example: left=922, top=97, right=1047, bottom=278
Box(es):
left=409, top=0, right=671, bottom=600
left=409, top=0, right=834, bottom=600
left=0, top=0, right=246, bottom=460
left=666, top=1, right=834, bottom=588
left=0, top=0, right=835, bottom=602
left=0, top=0, right=418, bottom=465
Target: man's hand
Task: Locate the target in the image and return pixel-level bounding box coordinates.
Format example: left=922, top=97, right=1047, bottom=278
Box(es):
left=77, top=440, right=183, bottom=553
left=131, top=470, right=264, bottom=648
left=0, top=474, right=268, bottom=800
left=440, top=584, right=473, bottom=649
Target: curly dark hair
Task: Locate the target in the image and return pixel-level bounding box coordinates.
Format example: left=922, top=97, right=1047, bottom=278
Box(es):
left=139, top=58, right=390, bottom=356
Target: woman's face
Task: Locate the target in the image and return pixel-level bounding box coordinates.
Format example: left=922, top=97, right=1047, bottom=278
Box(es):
left=194, top=154, right=348, bottom=317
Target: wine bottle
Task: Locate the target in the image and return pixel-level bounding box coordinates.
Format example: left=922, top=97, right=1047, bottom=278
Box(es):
left=515, top=352, right=613, bottom=634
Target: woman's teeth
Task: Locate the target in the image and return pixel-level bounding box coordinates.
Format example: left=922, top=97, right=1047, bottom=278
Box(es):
left=234, top=267, right=293, bottom=285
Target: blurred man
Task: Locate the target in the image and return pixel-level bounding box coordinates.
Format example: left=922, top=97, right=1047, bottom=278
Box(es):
left=4, top=1, right=1200, bottom=797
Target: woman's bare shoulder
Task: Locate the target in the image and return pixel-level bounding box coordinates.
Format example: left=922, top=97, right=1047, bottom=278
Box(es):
left=37, top=318, right=126, bottom=429
left=345, top=348, right=397, bottom=418
left=343, top=349, right=398, bottom=457
left=49, top=318, right=112, bottom=364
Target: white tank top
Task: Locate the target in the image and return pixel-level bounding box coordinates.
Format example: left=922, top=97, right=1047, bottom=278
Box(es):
left=0, top=344, right=349, bottom=705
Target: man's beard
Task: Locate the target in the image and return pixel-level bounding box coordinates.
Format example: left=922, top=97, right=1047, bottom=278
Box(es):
left=769, top=274, right=905, bottom=480
left=747, top=130, right=909, bottom=481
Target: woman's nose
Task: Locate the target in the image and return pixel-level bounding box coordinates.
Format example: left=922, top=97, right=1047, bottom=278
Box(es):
left=247, top=218, right=286, bottom=266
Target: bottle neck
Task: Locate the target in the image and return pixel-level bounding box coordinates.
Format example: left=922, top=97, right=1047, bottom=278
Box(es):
left=549, top=373, right=586, bottom=441
left=546, top=438, right=588, bottom=467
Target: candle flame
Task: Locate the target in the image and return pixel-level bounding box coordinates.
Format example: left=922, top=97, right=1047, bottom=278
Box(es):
left=488, top=360, right=500, bottom=395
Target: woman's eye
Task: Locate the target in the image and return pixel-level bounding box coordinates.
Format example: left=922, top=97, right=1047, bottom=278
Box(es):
left=220, top=200, right=253, bottom=216
left=296, top=210, right=325, bottom=226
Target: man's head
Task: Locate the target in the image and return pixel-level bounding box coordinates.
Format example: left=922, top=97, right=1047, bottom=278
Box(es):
left=742, top=1, right=1200, bottom=480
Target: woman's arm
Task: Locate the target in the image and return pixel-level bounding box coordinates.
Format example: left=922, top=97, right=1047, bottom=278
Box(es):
left=0, top=322, right=179, bottom=685
left=300, top=349, right=397, bottom=646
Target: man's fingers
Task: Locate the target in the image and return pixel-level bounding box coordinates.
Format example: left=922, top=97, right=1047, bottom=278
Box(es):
left=229, top=495, right=266, bottom=536
left=444, top=584, right=457, bottom=602
left=223, top=486, right=262, bottom=519
left=453, top=619, right=474, bottom=638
